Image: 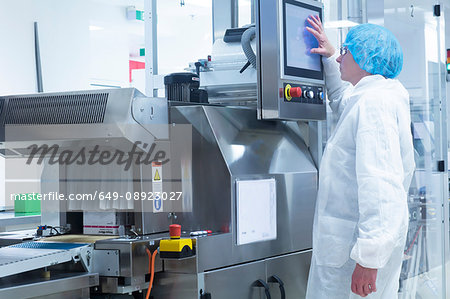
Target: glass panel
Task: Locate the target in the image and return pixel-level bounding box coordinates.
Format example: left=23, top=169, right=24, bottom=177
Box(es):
left=385, top=1, right=448, bottom=298
left=324, top=0, right=448, bottom=297
left=322, top=0, right=353, bottom=140
left=238, top=0, right=252, bottom=27
left=156, top=0, right=212, bottom=75
left=88, top=0, right=145, bottom=91
left=0, top=0, right=144, bottom=95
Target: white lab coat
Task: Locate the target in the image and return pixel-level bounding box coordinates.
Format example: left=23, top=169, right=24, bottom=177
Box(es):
left=306, top=54, right=415, bottom=299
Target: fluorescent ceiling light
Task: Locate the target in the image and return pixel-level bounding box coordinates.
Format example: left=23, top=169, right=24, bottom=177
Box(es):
left=89, top=25, right=104, bottom=31
left=324, top=20, right=359, bottom=29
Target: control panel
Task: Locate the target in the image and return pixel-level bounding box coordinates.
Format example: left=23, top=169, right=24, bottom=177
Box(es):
left=257, top=0, right=325, bottom=121
left=283, top=83, right=324, bottom=104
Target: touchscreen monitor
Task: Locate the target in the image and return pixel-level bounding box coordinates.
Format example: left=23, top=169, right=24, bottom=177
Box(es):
left=283, top=0, right=323, bottom=80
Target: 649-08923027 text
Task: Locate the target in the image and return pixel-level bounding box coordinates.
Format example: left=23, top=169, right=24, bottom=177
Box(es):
left=11, top=191, right=183, bottom=201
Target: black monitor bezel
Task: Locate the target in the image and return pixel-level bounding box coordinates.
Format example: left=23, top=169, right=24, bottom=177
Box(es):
left=283, top=0, right=323, bottom=80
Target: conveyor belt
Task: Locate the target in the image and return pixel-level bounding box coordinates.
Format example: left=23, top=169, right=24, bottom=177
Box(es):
left=39, top=234, right=115, bottom=244
left=10, top=242, right=88, bottom=250
left=0, top=242, right=90, bottom=278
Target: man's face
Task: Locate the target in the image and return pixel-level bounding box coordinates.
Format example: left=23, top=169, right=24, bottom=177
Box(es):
left=336, top=50, right=368, bottom=85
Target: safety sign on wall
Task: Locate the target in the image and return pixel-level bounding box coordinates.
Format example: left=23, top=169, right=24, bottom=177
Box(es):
left=152, top=162, right=163, bottom=213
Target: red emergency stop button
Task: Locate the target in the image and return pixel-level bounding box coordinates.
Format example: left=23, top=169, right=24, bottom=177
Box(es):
left=285, top=84, right=302, bottom=101
left=290, top=87, right=302, bottom=98
left=169, top=224, right=181, bottom=239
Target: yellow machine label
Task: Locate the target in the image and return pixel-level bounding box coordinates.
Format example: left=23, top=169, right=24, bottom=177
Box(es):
left=154, top=169, right=161, bottom=181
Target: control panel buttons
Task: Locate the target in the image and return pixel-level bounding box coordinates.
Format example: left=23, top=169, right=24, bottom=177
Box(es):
left=304, top=90, right=314, bottom=99
left=318, top=91, right=324, bottom=100
left=283, top=83, right=324, bottom=105
left=284, top=84, right=302, bottom=101
left=290, top=87, right=302, bottom=98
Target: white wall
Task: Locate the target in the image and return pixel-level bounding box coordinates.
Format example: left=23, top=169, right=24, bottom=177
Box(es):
left=0, top=0, right=145, bottom=209
left=0, top=0, right=144, bottom=95
left=0, top=0, right=91, bottom=95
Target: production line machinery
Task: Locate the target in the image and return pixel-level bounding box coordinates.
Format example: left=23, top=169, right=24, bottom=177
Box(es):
left=0, top=0, right=327, bottom=297
left=0, top=87, right=320, bottom=298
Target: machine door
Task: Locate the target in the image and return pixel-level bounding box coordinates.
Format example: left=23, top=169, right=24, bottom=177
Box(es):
left=265, top=250, right=312, bottom=299
left=203, top=260, right=266, bottom=299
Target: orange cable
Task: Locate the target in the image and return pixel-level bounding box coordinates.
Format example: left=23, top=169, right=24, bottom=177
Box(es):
left=145, top=248, right=158, bottom=299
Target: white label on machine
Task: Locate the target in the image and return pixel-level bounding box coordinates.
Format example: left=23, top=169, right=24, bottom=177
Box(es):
left=152, top=162, right=163, bottom=213
left=236, top=178, right=277, bottom=245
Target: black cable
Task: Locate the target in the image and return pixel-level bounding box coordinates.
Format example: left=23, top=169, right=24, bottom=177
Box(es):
left=269, top=275, right=285, bottom=299
left=255, top=279, right=271, bottom=299
left=240, top=61, right=251, bottom=73
left=47, top=226, right=60, bottom=235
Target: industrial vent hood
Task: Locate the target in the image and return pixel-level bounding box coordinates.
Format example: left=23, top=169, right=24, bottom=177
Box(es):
left=0, top=88, right=168, bottom=157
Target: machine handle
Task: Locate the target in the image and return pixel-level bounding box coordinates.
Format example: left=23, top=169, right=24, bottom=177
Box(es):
left=255, top=279, right=272, bottom=299
left=269, top=275, right=286, bottom=299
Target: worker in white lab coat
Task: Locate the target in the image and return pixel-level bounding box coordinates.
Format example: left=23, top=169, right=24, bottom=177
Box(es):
left=304, top=17, right=415, bottom=298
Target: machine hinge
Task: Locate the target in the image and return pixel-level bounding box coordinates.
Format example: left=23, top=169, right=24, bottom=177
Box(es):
left=434, top=4, right=441, bottom=17
left=437, top=160, right=445, bottom=172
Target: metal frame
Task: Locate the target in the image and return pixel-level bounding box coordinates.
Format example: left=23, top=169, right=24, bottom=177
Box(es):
left=435, top=6, right=449, bottom=298
left=145, top=0, right=158, bottom=97
left=144, top=0, right=249, bottom=96
left=0, top=273, right=98, bottom=299
left=0, top=243, right=92, bottom=278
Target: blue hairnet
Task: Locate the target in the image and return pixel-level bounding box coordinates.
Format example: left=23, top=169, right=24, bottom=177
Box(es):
left=343, top=23, right=403, bottom=78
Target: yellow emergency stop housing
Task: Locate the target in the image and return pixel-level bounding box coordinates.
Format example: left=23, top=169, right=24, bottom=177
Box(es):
left=159, top=238, right=195, bottom=259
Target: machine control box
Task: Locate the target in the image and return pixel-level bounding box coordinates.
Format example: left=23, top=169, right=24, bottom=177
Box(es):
left=257, top=0, right=325, bottom=121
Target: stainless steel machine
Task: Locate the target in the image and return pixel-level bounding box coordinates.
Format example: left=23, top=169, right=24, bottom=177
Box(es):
left=0, top=0, right=325, bottom=298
